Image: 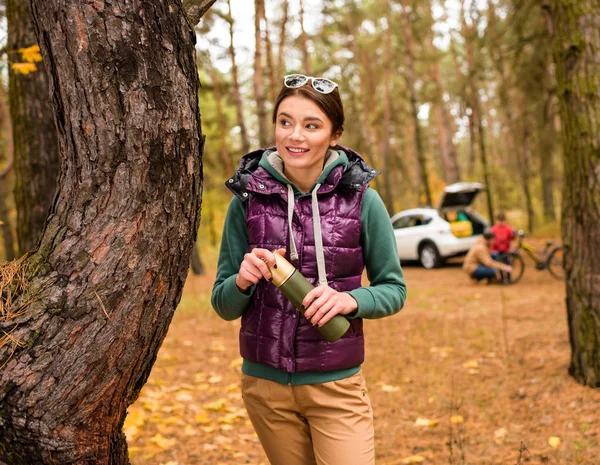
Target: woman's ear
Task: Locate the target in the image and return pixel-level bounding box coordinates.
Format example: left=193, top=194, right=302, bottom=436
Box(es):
left=330, top=130, right=342, bottom=147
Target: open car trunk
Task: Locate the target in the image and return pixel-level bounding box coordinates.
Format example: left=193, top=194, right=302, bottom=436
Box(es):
left=438, top=182, right=487, bottom=238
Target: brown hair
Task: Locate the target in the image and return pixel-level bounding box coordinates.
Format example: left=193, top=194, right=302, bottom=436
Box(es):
left=496, top=212, right=506, bottom=222
left=272, top=82, right=345, bottom=137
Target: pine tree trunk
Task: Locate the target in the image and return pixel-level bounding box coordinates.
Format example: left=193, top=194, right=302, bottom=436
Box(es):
left=253, top=0, right=268, bottom=148
left=276, top=1, right=289, bottom=80
left=262, top=3, right=277, bottom=104
left=7, top=0, right=59, bottom=256
left=0, top=1, right=204, bottom=462
left=377, top=1, right=395, bottom=214
left=227, top=0, right=250, bottom=154
left=208, top=60, right=232, bottom=175
left=299, top=0, right=312, bottom=75
left=0, top=82, right=16, bottom=262
left=549, top=0, right=600, bottom=387
left=538, top=96, right=557, bottom=222
left=402, top=0, right=432, bottom=206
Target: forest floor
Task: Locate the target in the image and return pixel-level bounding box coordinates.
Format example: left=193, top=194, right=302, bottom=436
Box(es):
left=126, top=240, right=600, bottom=465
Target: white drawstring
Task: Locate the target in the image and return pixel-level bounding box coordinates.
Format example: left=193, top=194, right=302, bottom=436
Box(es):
left=312, top=184, right=328, bottom=286
left=287, top=184, right=299, bottom=261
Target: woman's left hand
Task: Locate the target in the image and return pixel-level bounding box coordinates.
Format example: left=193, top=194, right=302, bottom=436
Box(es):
left=302, top=285, right=358, bottom=327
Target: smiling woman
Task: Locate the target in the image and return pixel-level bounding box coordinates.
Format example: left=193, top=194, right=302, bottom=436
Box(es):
left=211, top=75, right=408, bottom=465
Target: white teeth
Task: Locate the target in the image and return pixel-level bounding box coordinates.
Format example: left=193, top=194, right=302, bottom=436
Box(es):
left=288, top=148, right=308, bottom=153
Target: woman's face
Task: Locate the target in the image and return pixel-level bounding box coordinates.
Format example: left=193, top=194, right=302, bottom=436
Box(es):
left=274, top=95, right=340, bottom=178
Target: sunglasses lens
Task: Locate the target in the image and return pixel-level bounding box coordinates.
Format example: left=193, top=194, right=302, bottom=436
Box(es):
left=312, top=78, right=337, bottom=94
left=284, top=75, right=308, bottom=88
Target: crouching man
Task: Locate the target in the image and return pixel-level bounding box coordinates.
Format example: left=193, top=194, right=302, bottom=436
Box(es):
left=463, top=230, right=512, bottom=283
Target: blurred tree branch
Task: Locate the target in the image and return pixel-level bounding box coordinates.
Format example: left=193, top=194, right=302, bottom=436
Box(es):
left=183, top=0, right=218, bottom=26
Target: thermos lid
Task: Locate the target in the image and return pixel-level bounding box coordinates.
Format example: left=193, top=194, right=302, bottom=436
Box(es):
left=266, top=251, right=295, bottom=287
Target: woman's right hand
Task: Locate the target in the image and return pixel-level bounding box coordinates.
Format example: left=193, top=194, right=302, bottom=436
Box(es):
left=235, top=248, right=286, bottom=292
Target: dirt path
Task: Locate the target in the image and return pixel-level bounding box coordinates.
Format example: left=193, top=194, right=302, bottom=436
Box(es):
left=127, top=257, right=600, bottom=465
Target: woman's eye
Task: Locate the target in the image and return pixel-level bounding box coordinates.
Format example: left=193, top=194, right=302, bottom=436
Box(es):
left=306, top=124, right=318, bottom=129
left=280, top=120, right=291, bottom=127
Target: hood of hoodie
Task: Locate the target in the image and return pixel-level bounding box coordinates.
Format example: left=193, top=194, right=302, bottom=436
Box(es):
left=225, top=145, right=379, bottom=201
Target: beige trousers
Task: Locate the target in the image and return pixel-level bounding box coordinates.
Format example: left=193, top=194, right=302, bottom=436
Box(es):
left=241, top=370, right=375, bottom=465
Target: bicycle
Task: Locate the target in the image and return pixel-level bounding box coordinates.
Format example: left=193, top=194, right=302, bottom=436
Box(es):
left=500, top=230, right=564, bottom=284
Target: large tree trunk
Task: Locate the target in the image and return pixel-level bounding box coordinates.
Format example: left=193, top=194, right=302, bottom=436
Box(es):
left=276, top=0, right=289, bottom=81
left=549, top=0, right=600, bottom=387
left=226, top=0, right=250, bottom=154
left=7, top=0, right=59, bottom=256
left=0, top=1, right=204, bottom=462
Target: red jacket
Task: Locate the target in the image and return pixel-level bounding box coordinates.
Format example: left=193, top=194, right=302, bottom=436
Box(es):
left=490, top=223, right=515, bottom=253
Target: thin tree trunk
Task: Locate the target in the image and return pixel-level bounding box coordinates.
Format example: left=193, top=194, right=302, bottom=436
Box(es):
left=208, top=59, right=232, bottom=175
left=276, top=0, right=289, bottom=79
left=262, top=2, right=277, bottom=104
left=463, top=3, right=494, bottom=222
left=401, top=0, right=432, bottom=206
left=538, top=94, right=557, bottom=221
left=378, top=0, right=395, bottom=214
left=429, top=42, right=460, bottom=184
left=190, top=245, right=205, bottom=275
left=7, top=0, right=59, bottom=256
left=253, top=0, right=268, bottom=148
left=0, top=81, right=16, bottom=262
left=549, top=0, right=600, bottom=388
left=517, top=116, right=535, bottom=232
left=226, top=0, right=250, bottom=154
left=0, top=1, right=204, bottom=462
left=299, top=0, right=312, bottom=75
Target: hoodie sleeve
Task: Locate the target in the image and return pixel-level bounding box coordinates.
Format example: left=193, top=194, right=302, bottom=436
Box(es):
left=347, top=188, right=407, bottom=319
left=211, top=197, right=255, bottom=321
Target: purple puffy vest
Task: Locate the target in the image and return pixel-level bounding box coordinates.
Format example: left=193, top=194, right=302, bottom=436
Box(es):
left=230, top=147, right=378, bottom=373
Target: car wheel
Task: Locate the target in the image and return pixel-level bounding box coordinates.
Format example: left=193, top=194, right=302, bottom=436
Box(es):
left=419, top=242, right=441, bottom=269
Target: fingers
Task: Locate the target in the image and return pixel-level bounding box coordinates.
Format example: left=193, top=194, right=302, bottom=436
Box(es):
left=236, top=248, right=280, bottom=291
left=303, top=285, right=344, bottom=327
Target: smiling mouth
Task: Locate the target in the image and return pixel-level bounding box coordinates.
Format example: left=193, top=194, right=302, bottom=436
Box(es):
left=287, top=147, right=309, bottom=154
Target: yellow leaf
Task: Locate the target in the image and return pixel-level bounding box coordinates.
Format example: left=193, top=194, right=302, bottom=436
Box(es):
left=225, top=383, right=239, bottom=392
left=124, top=409, right=146, bottom=428
left=468, top=368, right=480, bottom=375
left=548, top=436, right=561, bottom=448
left=162, top=416, right=184, bottom=426
left=194, top=372, right=208, bottom=382
left=175, top=392, right=193, bottom=402
left=427, top=396, right=437, bottom=404
left=194, top=412, right=211, bottom=425
left=220, top=424, right=234, bottom=431
left=19, top=44, right=43, bottom=63
left=184, top=424, right=197, bottom=436
left=494, top=427, right=508, bottom=445
left=124, top=425, right=140, bottom=442
left=11, top=63, right=37, bottom=75
left=208, top=375, right=222, bottom=384
left=462, top=360, right=479, bottom=369
left=205, top=398, right=230, bottom=412
left=450, top=415, right=464, bottom=424
left=414, top=417, right=439, bottom=427
left=142, top=399, right=160, bottom=412
left=150, top=433, right=177, bottom=449
left=128, top=446, right=141, bottom=458
left=401, top=454, right=426, bottom=464
left=380, top=384, right=400, bottom=392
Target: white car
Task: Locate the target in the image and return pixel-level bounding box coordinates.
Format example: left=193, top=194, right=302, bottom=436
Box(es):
left=391, top=182, right=489, bottom=269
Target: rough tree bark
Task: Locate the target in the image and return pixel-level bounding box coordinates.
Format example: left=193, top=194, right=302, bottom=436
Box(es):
left=0, top=0, right=204, bottom=462
left=7, top=0, right=59, bottom=256
left=549, top=0, right=600, bottom=387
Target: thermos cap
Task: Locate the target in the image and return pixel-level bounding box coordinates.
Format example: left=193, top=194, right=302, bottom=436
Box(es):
left=266, top=251, right=295, bottom=287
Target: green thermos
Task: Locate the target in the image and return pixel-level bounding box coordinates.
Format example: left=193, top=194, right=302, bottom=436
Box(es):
left=266, top=251, right=350, bottom=343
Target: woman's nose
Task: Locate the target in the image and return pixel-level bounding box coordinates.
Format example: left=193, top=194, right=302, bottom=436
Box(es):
left=289, top=126, right=305, bottom=141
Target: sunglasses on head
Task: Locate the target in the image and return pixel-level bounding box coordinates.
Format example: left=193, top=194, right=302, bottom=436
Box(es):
left=283, top=74, right=339, bottom=94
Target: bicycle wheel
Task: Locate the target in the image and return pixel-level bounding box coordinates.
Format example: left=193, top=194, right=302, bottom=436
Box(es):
left=547, top=246, right=565, bottom=280
left=504, top=253, right=525, bottom=284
